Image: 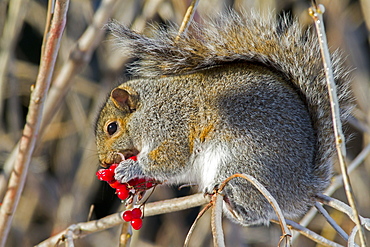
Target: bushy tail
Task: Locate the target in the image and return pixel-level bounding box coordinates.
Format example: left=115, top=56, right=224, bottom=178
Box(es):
left=108, top=10, right=351, bottom=192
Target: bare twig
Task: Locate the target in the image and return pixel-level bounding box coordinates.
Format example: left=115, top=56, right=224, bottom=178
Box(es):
left=176, top=0, right=199, bottom=40
left=119, top=220, right=132, bottom=247
left=119, top=202, right=133, bottom=247
left=218, top=174, right=292, bottom=246
left=310, top=0, right=318, bottom=9
left=211, top=193, right=225, bottom=247
left=326, top=143, right=370, bottom=195
left=349, top=226, right=360, bottom=247
left=35, top=193, right=209, bottom=247
left=41, top=0, right=54, bottom=58
left=65, top=225, right=78, bottom=247
left=316, top=194, right=370, bottom=231
left=87, top=205, right=94, bottom=222
left=0, top=1, right=69, bottom=246
left=184, top=201, right=213, bottom=247
left=315, top=202, right=349, bottom=241
left=309, top=4, right=367, bottom=246
left=276, top=219, right=344, bottom=247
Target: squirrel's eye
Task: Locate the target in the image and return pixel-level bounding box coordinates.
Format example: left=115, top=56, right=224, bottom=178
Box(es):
left=107, top=122, right=118, bottom=135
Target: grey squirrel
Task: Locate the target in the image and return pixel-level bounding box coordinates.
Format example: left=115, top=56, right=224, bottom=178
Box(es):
left=95, top=10, right=350, bottom=226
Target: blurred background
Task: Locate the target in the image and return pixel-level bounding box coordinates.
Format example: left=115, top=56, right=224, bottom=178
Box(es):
left=0, top=0, right=369, bottom=246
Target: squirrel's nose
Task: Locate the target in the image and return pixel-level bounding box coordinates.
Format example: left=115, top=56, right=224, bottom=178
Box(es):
left=100, top=152, right=123, bottom=167
left=101, top=161, right=110, bottom=168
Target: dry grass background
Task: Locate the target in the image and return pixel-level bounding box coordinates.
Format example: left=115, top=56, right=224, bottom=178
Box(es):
left=0, top=0, right=369, bottom=246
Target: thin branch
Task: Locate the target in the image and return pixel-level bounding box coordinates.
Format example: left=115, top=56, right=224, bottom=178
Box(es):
left=309, top=4, right=367, bottom=246
left=176, top=0, right=199, bottom=40
left=349, top=226, right=360, bottom=247
left=119, top=221, right=131, bottom=247
left=0, top=1, right=69, bottom=246
left=184, top=201, right=213, bottom=247
left=65, top=225, right=78, bottom=247
left=310, top=0, right=318, bottom=9
left=274, top=219, right=344, bottom=247
left=326, top=143, right=370, bottom=195
left=211, top=193, right=225, bottom=247
left=35, top=193, right=209, bottom=247
left=41, top=0, right=54, bottom=58
left=315, top=202, right=349, bottom=241
left=119, top=203, right=133, bottom=247
left=316, top=194, right=370, bottom=231
left=218, top=174, right=292, bottom=246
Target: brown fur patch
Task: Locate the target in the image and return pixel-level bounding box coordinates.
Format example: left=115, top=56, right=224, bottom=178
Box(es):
left=188, top=123, right=215, bottom=153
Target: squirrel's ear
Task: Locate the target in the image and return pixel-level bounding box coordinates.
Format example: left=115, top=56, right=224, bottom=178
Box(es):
left=111, top=88, right=137, bottom=112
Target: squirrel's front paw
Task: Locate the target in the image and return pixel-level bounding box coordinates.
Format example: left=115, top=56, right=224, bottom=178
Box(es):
left=114, top=159, right=145, bottom=183
left=202, top=183, right=219, bottom=196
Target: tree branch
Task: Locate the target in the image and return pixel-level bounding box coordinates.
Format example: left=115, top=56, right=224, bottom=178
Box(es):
left=316, top=194, right=370, bottom=231
left=218, top=174, right=292, bottom=246
left=309, top=4, right=367, bottom=246
left=0, top=1, right=69, bottom=246
left=211, top=193, right=225, bottom=247
left=315, top=202, right=349, bottom=241
left=280, top=220, right=344, bottom=247
left=176, top=0, right=199, bottom=40
left=35, top=193, right=209, bottom=247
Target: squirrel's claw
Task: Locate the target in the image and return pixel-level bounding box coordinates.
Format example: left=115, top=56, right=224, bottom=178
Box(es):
left=114, top=159, right=145, bottom=183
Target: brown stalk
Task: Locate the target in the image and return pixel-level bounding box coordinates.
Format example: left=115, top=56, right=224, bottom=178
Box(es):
left=309, top=4, right=367, bottom=246
left=0, top=0, right=69, bottom=246
left=218, top=173, right=292, bottom=246
left=35, top=193, right=209, bottom=246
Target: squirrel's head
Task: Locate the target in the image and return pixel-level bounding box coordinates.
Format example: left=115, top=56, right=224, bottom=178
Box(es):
left=95, top=87, right=139, bottom=167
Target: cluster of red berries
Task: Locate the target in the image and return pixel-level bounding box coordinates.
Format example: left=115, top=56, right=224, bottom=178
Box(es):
left=96, top=156, right=157, bottom=230
left=96, top=156, right=156, bottom=201
left=122, top=208, right=143, bottom=230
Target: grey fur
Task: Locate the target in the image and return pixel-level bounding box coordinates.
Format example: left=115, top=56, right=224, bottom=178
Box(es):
left=115, top=159, right=145, bottom=182
left=96, top=10, right=351, bottom=226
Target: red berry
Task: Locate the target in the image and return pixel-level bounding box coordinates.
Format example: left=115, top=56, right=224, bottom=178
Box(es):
left=128, top=156, right=137, bottom=161
left=127, top=178, right=156, bottom=191
left=95, top=169, right=105, bottom=180
left=116, top=183, right=128, bottom=191
left=108, top=180, right=127, bottom=189
left=127, top=178, right=136, bottom=186
left=108, top=180, right=120, bottom=188
left=96, top=169, right=115, bottom=182
left=116, top=186, right=130, bottom=200
left=115, top=183, right=129, bottom=190
left=128, top=178, right=146, bottom=186
left=131, top=218, right=142, bottom=230
left=109, top=164, right=118, bottom=172
left=122, top=210, right=133, bottom=222
left=131, top=208, right=142, bottom=219
left=145, top=181, right=153, bottom=188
